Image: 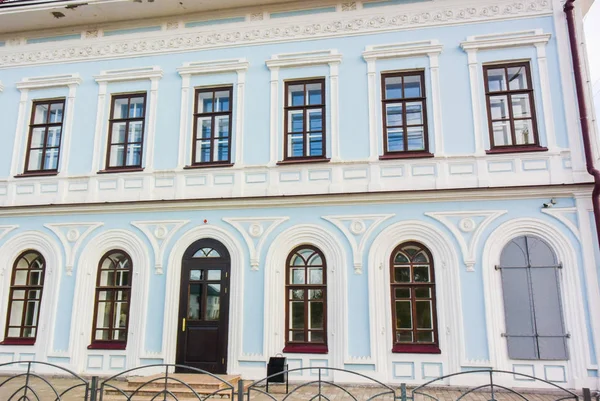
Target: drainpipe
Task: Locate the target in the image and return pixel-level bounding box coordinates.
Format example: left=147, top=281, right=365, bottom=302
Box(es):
left=564, top=0, right=600, bottom=249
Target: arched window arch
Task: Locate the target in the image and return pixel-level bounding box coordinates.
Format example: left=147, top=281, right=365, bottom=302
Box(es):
left=390, top=242, right=440, bottom=353
left=89, top=250, right=132, bottom=350
left=2, top=251, right=46, bottom=345
left=498, top=235, right=568, bottom=360
left=284, top=245, right=327, bottom=353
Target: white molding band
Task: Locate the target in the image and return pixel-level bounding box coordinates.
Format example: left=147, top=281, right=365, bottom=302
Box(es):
left=176, top=59, right=249, bottom=169
left=362, top=40, right=444, bottom=161
left=15, top=74, right=83, bottom=90
left=93, top=67, right=164, bottom=83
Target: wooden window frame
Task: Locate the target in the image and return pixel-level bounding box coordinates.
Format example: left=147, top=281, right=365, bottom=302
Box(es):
left=189, top=86, right=234, bottom=168
left=483, top=62, right=546, bottom=154
left=283, top=245, right=328, bottom=354
left=380, top=71, right=432, bottom=160
left=103, top=93, right=147, bottom=172
left=390, top=242, right=440, bottom=354
left=281, top=78, right=329, bottom=164
left=89, top=250, right=132, bottom=350
left=2, top=251, right=46, bottom=346
left=23, top=99, right=66, bottom=176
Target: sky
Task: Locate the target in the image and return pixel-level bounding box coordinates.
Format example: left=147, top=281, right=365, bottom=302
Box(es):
left=585, top=1, right=600, bottom=94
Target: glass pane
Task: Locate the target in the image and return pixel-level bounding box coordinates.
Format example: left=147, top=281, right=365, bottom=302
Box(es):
left=308, top=268, right=323, bottom=284
left=309, top=289, right=323, bottom=300
left=415, top=288, right=431, bottom=298
left=34, top=104, right=49, bottom=124
left=111, top=122, right=127, bottom=144
left=193, top=248, right=221, bottom=258
left=407, top=127, right=425, bottom=151
left=416, top=300, right=433, bottom=329
left=291, top=268, right=305, bottom=284
left=492, top=121, right=513, bottom=146
left=197, top=118, right=212, bottom=139
left=387, top=129, right=404, bottom=152
left=417, top=331, right=434, bottom=343
left=386, top=104, right=403, bottom=127
left=394, top=252, right=409, bottom=264
left=44, top=148, right=59, bottom=170
left=13, top=290, right=25, bottom=299
left=96, top=302, right=110, bottom=328
left=414, top=251, right=429, bottom=263
left=308, top=253, right=323, bottom=266
left=188, top=284, right=202, bottom=320
left=397, top=332, right=413, bottom=343
left=28, top=149, right=43, bottom=171
left=288, top=84, right=304, bottom=106
left=7, top=328, right=20, bottom=337
left=291, top=331, right=304, bottom=342
left=310, top=331, right=324, bottom=343
left=46, top=126, right=61, bottom=147
left=404, top=75, right=422, bottom=98
left=206, top=284, right=220, bottom=320
left=507, top=66, right=529, bottom=90
left=290, top=301, right=304, bottom=329
left=216, top=116, right=229, bottom=138
left=514, top=120, right=535, bottom=145
left=215, top=91, right=230, bottom=112
left=23, top=327, right=35, bottom=338
left=195, top=140, right=211, bottom=163
left=99, top=270, right=115, bottom=286
left=394, top=267, right=410, bottom=283
left=308, top=109, right=323, bottom=132
left=30, top=127, right=46, bottom=148
left=207, top=270, right=221, bottom=281
left=113, top=98, right=129, bottom=119
left=109, top=145, right=125, bottom=167
left=406, top=102, right=423, bottom=126
left=9, top=301, right=24, bottom=326
left=490, top=96, right=509, bottom=120
left=511, top=93, right=532, bottom=118
left=288, top=110, right=304, bottom=133
left=128, top=121, right=143, bottom=143
left=125, top=143, right=142, bottom=166
left=115, top=290, right=129, bottom=302
left=308, top=132, right=323, bottom=157
left=213, top=139, right=229, bottom=162
left=190, top=270, right=202, bottom=281
left=197, top=92, right=213, bottom=113
left=95, top=330, right=109, bottom=340
left=395, top=300, right=412, bottom=329
left=385, top=76, right=403, bottom=99
left=129, top=97, right=145, bottom=118
left=309, top=302, right=324, bottom=329
left=487, top=68, right=507, bottom=92
left=290, top=289, right=304, bottom=300
left=414, top=265, right=430, bottom=282
left=113, top=302, right=128, bottom=328
left=395, top=288, right=410, bottom=298
left=288, top=134, right=304, bottom=157
left=14, top=270, right=28, bottom=285
left=29, top=271, right=43, bottom=286
left=307, top=83, right=323, bottom=105
left=49, top=103, right=64, bottom=123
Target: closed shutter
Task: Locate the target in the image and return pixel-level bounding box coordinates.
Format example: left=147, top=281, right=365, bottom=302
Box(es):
left=498, top=236, right=568, bottom=360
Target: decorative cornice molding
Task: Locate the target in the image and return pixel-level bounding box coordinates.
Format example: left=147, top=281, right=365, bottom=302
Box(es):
left=130, top=220, right=190, bottom=275
left=0, top=0, right=552, bottom=68
left=322, top=214, right=394, bottom=274
left=460, top=29, right=551, bottom=52
left=363, top=40, right=443, bottom=61
left=266, top=50, right=342, bottom=70
left=177, top=58, right=249, bottom=76
left=16, top=73, right=82, bottom=90
left=94, top=66, right=163, bottom=83
left=541, top=207, right=581, bottom=241
left=44, top=222, right=104, bottom=275
left=0, top=225, right=18, bottom=243
left=425, top=210, right=507, bottom=271
left=222, top=217, right=289, bottom=270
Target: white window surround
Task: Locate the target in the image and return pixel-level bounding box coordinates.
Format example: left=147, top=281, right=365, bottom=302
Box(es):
left=481, top=218, right=593, bottom=388
left=10, top=74, right=82, bottom=178
left=460, top=30, right=556, bottom=155
left=91, top=66, right=163, bottom=174
left=266, top=50, right=343, bottom=165
left=362, top=40, right=444, bottom=161
left=176, top=59, right=249, bottom=169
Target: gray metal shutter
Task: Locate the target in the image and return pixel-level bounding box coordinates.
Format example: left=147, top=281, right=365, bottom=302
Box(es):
left=498, top=236, right=568, bottom=360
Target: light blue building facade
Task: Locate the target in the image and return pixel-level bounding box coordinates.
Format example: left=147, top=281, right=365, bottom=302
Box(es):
left=0, top=0, right=598, bottom=390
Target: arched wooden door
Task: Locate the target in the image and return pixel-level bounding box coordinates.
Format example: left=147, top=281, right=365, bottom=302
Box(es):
left=176, top=239, right=231, bottom=373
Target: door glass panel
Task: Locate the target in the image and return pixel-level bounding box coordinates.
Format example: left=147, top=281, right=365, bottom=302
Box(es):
left=190, top=270, right=202, bottom=281
left=206, top=284, right=221, bottom=321
left=207, top=270, right=221, bottom=281
left=188, top=284, right=202, bottom=320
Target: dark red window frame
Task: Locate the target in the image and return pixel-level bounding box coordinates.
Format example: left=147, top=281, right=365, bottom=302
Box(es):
left=23, top=99, right=65, bottom=175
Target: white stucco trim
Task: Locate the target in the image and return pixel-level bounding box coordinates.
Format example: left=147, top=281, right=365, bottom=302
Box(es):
left=0, top=225, right=18, bottom=243
left=163, top=224, right=245, bottom=374
left=44, top=223, right=104, bottom=276
left=70, top=229, right=151, bottom=373
left=266, top=50, right=342, bottom=165
left=263, top=224, right=347, bottom=379
left=90, top=67, right=163, bottom=174
left=0, top=81, right=4, bottom=92
left=9, top=74, right=81, bottom=178
left=176, top=59, right=249, bottom=169
left=130, top=220, right=190, bottom=275
left=481, top=218, right=591, bottom=388
left=0, top=231, right=63, bottom=365
left=367, top=220, right=463, bottom=383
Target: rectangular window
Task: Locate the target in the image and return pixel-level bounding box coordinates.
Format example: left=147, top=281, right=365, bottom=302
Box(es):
left=24, top=99, right=65, bottom=174
left=381, top=71, right=430, bottom=158
left=283, top=79, right=326, bottom=161
left=484, top=62, right=542, bottom=152
left=192, top=87, right=233, bottom=166
left=105, top=93, right=147, bottom=170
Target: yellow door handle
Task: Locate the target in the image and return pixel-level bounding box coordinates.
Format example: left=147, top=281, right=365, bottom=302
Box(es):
left=182, top=318, right=186, bottom=332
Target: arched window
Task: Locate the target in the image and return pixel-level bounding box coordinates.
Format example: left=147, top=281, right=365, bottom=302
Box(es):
left=390, top=242, right=439, bottom=353
left=89, top=251, right=132, bottom=349
left=284, top=246, right=327, bottom=353
left=2, top=251, right=46, bottom=345
left=498, top=236, right=568, bottom=360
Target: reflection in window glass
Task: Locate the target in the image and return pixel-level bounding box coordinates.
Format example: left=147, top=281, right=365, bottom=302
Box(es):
left=193, top=87, right=233, bottom=165
left=107, top=94, right=146, bottom=169
left=285, top=80, right=326, bottom=160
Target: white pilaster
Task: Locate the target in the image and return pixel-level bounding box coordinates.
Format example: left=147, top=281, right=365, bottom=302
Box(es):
left=269, top=67, right=280, bottom=166
left=366, top=60, right=379, bottom=161
left=329, top=61, right=341, bottom=162
left=535, top=42, right=558, bottom=151
left=90, top=82, right=108, bottom=174
left=235, top=70, right=246, bottom=165
left=9, top=89, right=30, bottom=177
left=177, top=74, right=191, bottom=169
left=145, top=77, right=161, bottom=172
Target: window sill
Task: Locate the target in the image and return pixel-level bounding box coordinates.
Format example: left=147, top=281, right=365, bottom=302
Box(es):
left=0, top=338, right=36, bottom=346
left=97, top=167, right=144, bottom=174
left=392, top=344, right=441, bottom=354
left=184, top=163, right=234, bottom=170
left=88, top=343, right=127, bottom=350
left=379, top=152, right=434, bottom=160
left=283, top=344, right=328, bottom=354
left=15, top=171, right=58, bottom=178
left=277, top=158, right=330, bottom=166
left=486, top=146, right=548, bottom=155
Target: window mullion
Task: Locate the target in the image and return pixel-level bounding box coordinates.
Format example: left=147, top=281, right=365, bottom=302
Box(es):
left=402, top=101, right=408, bottom=152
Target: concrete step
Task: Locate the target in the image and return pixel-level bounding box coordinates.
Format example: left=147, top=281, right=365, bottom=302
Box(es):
left=103, top=387, right=234, bottom=399
left=123, top=374, right=239, bottom=391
